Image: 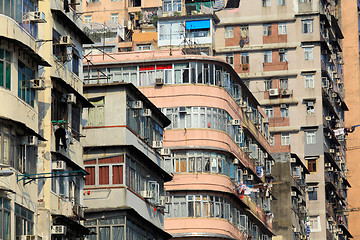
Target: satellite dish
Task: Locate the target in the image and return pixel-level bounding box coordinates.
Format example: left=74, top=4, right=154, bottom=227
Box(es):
left=239, top=39, right=245, bottom=48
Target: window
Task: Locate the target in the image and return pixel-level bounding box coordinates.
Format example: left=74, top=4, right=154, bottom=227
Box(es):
left=279, top=50, right=288, bottom=62
left=307, top=159, right=317, bottom=172
left=226, top=54, right=234, bottom=65
left=280, top=105, right=289, bottom=117
left=304, top=74, right=314, bottom=88
left=0, top=198, right=11, bottom=240
left=163, top=0, right=182, bottom=12
left=264, top=51, right=272, bottom=63
left=0, top=48, right=11, bottom=90
left=72, top=49, right=80, bottom=76
left=264, top=79, right=273, bottom=90
left=263, top=24, right=272, bottom=36
left=130, top=0, right=141, bottom=7
left=225, top=26, right=234, bottom=38
left=308, top=187, right=318, bottom=200
left=278, top=23, right=287, bottom=34
left=304, top=47, right=313, bottom=60
left=18, top=61, right=35, bottom=107
left=87, top=98, right=104, bottom=126
left=306, top=131, right=316, bottom=144
left=281, top=133, right=290, bottom=145
left=280, top=78, right=288, bottom=89
left=137, top=44, right=151, bottom=51
left=241, top=53, right=249, bottom=64
left=262, top=0, right=271, bottom=7
left=269, top=133, right=274, bottom=146
left=84, top=15, right=92, bottom=24
left=111, top=14, right=119, bottom=23
left=302, top=19, right=313, bottom=33
left=306, top=101, right=315, bottom=115
left=15, top=204, right=34, bottom=238
left=265, top=107, right=274, bottom=118
left=278, top=0, right=286, bottom=5
left=309, top=216, right=321, bottom=232
left=240, top=25, right=249, bottom=38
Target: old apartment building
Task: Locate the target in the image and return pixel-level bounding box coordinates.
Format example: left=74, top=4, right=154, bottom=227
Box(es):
left=80, top=0, right=352, bottom=239
left=215, top=0, right=350, bottom=239
left=81, top=83, right=172, bottom=239
left=83, top=49, right=275, bottom=239
left=0, top=0, right=50, bottom=239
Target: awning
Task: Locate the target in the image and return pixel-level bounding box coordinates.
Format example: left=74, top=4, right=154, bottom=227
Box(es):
left=186, top=20, right=210, bottom=30
left=0, top=37, right=50, bottom=67
left=0, top=116, right=46, bottom=141
left=52, top=214, right=94, bottom=236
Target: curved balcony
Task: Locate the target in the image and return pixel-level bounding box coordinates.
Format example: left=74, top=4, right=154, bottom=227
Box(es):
left=164, top=128, right=256, bottom=173
left=166, top=174, right=271, bottom=230
left=165, top=218, right=247, bottom=240
left=0, top=14, right=49, bottom=66
left=0, top=87, right=38, bottom=133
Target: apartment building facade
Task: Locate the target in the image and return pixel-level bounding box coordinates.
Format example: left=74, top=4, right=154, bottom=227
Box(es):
left=83, top=50, right=274, bottom=239
left=35, top=0, right=93, bottom=239
left=0, top=1, right=50, bottom=239
left=341, top=0, right=360, bottom=238
left=81, top=83, right=172, bottom=240
left=214, top=0, right=350, bottom=239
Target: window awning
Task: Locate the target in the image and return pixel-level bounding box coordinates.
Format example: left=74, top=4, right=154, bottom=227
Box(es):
left=186, top=20, right=210, bottom=30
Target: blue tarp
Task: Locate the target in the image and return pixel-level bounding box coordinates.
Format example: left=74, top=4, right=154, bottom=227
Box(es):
left=185, top=20, right=211, bottom=30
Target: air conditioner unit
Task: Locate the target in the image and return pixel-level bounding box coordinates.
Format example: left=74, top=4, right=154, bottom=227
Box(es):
left=327, top=167, right=334, bottom=172
left=158, top=198, right=166, bottom=207
left=140, top=190, right=154, bottom=199
left=51, top=225, right=67, bottom=235
left=52, top=161, right=66, bottom=171
left=152, top=140, right=163, bottom=149
left=280, top=104, right=287, bottom=109
left=30, top=78, right=45, bottom=90
left=133, top=100, right=143, bottom=109
left=233, top=158, right=240, bottom=165
left=336, top=152, right=342, bottom=156
left=247, top=175, right=253, bottom=180
left=155, top=78, right=164, bottom=85
left=328, top=216, right=334, bottom=222
left=281, top=89, right=292, bottom=96
left=293, top=227, right=300, bottom=233
left=335, top=123, right=341, bottom=128
left=231, top=119, right=241, bottom=126
left=28, top=11, right=46, bottom=23
left=27, top=136, right=38, bottom=146
left=290, top=158, right=296, bottom=163
left=269, top=88, right=279, bottom=96
left=263, top=118, right=269, bottom=124
left=279, top=48, right=285, bottom=54
left=325, top=163, right=331, bottom=167
left=160, top=148, right=171, bottom=156
left=299, top=206, right=306, bottom=213
left=300, top=234, right=307, bottom=239
left=325, top=116, right=332, bottom=121
left=66, top=93, right=76, bottom=104
left=59, top=36, right=73, bottom=45
left=339, top=59, right=344, bottom=65
left=307, top=187, right=313, bottom=191
left=264, top=153, right=268, bottom=158
left=243, top=170, right=248, bottom=175
left=329, top=148, right=335, bottom=153
left=291, top=191, right=297, bottom=197
left=179, top=106, right=187, bottom=113
left=332, top=93, right=337, bottom=98
left=143, top=109, right=152, bottom=117
left=165, top=196, right=171, bottom=203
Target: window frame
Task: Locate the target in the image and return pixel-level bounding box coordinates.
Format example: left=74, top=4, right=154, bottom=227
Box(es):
left=278, top=23, right=287, bottom=34
left=224, top=26, right=234, bottom=38
left=281, top=132, right=290, bottom=145
left=304, top=74, right=315, bottom=88
left=302, top=19, right=313, bottom=34
left=264, top=51, right=272, bottom=63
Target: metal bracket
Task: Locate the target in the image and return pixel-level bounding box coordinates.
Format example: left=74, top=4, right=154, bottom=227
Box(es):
left=17, top=170, right=88, bottom=185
